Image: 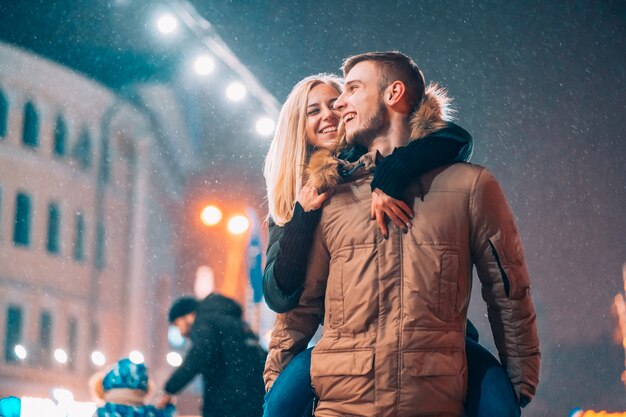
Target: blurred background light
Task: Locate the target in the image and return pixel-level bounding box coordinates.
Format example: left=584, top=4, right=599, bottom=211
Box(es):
left=194, top=54, right=215, bottom=75
left=226, top=82, right=246, bottom=101
left=194, top=265, right=215, bottom=298
left=51, top=388, right=73, bottom=404
left=14, top=344, right=27, bottom=360
left=129, top=350, right=144, bottom=364
left=256, top=117, right=275, bottom=136
left=200, top=205, right=222, bottom=226
left=54, top=348, right=68, bottom=364
left=90, top=351, right=106, bottom=367
left=166, top=351, right=183, bottom=367
left=227, top=215, right=249, bottom=235
left=157, top=13, right=178, bottom=34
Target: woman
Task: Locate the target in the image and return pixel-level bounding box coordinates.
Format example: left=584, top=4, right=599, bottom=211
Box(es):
left=263, top=74, right=519, bottom=417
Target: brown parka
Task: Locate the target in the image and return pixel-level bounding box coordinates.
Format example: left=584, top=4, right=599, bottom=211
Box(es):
left=264, top=86, right=540, bottom=417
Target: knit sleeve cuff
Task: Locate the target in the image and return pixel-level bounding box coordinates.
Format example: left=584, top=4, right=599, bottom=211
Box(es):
left=371, top=153, right=410, bottom=200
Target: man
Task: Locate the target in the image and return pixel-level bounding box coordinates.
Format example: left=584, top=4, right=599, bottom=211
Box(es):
left=264, top=52, right=540, bottom=417
left=157, top=294, right=266, bottom=417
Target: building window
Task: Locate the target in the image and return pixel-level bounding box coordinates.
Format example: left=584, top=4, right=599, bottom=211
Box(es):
left=73, top=212, right=85, bottom=262
left=0, top=89, right=8, bottom=138
left=13, top=192, right=31, bottom=247
left=73, top=127, right=91, bottom=170
left=99, top=138, right=110, bottom=184
left=68, top=317, right=77, bottom=370
left=4, top=305, right=23, bottom=363
left=53, top=115, right=67, bottom=157
left=22, top=101, right=39, bottom=148
left=47, top=203, right=61, bottom=254
left=39, top=311, right=52, bottom=367
left=95, top=222, right=105, bottom=270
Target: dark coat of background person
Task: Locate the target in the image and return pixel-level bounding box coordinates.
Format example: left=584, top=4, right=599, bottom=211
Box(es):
left=164, top=294, right=266, bottom=417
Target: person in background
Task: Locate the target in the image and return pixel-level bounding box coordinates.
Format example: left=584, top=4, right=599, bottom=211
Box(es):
left=89, top=357, right=175, bottom=417
left=156, top=293, right=266, bottom=417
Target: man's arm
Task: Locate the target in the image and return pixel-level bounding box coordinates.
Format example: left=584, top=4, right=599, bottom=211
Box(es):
left=371, top=122, right=473, bottom=200
left=470, top=168, right=540, bottom=406
left=263, top=223, right=329, bottom=391
left=163, top=325, right=217, bottom=395
left=370, top=123, right=473, bottom=235
left=262, top=205, right=322, bottom=313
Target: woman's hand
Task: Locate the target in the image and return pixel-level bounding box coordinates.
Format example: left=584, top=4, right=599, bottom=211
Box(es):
left=155, top=393, right=175, bottom=409
left=371, top=188, right=413, bottom=238
left=297, top=183, right=331, bottom=211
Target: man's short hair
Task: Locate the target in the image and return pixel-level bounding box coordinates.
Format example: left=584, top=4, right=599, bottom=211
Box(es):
left=341, top=51, right=426, bottom=112
left=168, top=296, right=198, bottom=323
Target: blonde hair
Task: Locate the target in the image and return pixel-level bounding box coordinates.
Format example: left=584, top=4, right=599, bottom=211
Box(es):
left=264, top=74, right=342, bottom=226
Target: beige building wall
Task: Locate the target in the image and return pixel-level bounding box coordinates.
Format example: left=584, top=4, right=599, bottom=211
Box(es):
left=0, top=43, right=189, bottom=400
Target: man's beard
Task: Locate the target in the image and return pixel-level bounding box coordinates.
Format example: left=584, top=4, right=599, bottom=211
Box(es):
left=346, top=102, right=388, bottom=149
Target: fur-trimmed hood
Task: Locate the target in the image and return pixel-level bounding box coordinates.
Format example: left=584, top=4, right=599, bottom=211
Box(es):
left=305, top=83, right=455, bottom=193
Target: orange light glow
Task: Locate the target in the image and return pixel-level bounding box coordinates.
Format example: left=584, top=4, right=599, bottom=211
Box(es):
left=200, top=205, right=223, bottom=226
left=227, top=215, right=249, bottom=235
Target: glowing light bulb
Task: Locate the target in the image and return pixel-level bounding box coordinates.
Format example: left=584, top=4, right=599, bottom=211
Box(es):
left=227, top=215, right=249, bottom=235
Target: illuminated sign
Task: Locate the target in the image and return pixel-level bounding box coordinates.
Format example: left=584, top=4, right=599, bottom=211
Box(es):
left=570, top=409, right=626, bottom=417
left=21, top=397, right=96, bottom=417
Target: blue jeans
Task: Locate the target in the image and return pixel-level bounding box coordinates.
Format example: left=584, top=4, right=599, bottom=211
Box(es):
left=263, top=340, right=520, bottom=417
left=465, top=338, right=521, bottom=417
left=263, top=347, right=315, bottom=417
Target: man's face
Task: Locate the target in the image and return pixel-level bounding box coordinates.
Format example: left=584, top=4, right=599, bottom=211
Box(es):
left=334, top=60, right=388, bottom=147
left=173, top=313, right=195, bottom=338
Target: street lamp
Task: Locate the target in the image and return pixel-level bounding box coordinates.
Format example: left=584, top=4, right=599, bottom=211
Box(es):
left=226, top=82, right=247, bottom=102
left=256, top=117, right=275, bottom=136
left=194, top=55, right=215, bottom=76
left=201, top=205, right=222, bottom=226
left=157, top=14, right=178, bottom=35
left=227, top=215, right=249, bottom=235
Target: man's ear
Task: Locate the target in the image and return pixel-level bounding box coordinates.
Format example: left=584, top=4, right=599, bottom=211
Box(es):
left=385, top=81, right=409, bottom=111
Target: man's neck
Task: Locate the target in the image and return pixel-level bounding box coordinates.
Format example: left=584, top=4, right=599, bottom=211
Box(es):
left=369, top=116, right=411, bottom=156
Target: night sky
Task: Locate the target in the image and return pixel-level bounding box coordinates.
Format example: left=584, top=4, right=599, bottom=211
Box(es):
left=1, top=0, right=625, bottom=414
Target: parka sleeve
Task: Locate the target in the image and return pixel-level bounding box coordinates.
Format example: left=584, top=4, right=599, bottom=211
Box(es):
left=371, top=123, right=473, bottom=199
left=164, top=324, right=218, bottom=395
left=263, top=223, right=329, bottom=391
left=262, top=204, right=322, bottom=313
left=469, top=168, right=540, bottom=405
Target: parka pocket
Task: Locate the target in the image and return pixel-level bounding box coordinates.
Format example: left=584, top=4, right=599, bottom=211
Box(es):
left=327, top=259, right=344, bottom=328
left=487, top=231, right=528, bottom=299
left=311, top=349, right=375, bottom=406
left=400, top=350, right=465, bottom=414
left=437, top=251, right=460, bottom=322
left=403, top=349, right=463, bottom=377
left=403, top=245, right=462, bottom=327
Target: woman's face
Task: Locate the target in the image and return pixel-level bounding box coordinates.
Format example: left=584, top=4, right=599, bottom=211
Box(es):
left=305, top=83, right=341, bottom=149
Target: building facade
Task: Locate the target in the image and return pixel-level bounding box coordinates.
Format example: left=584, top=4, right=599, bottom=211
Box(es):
left=0, top=43, right=193, bottom=400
